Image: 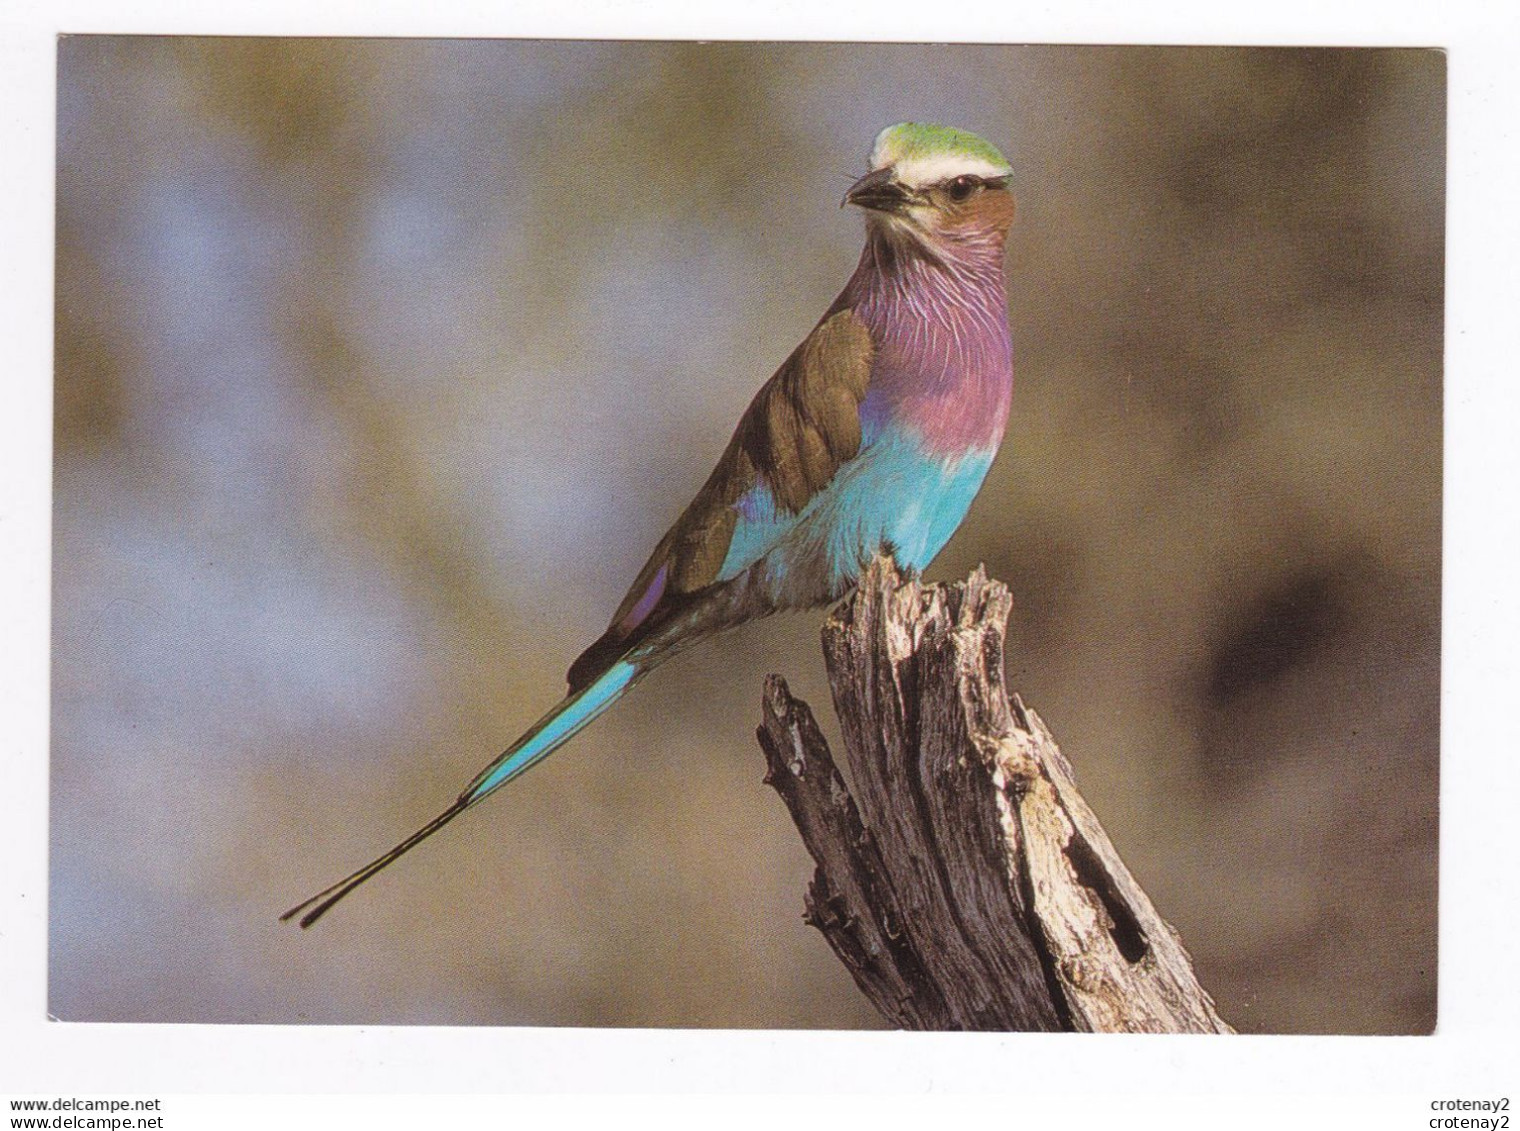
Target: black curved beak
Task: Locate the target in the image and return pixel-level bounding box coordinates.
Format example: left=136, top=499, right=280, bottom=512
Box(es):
left=843, top=166, right=910, bottom=213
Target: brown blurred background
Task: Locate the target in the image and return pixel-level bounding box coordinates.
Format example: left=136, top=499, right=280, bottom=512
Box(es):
left=51, top=40, right=1443, bottom=1032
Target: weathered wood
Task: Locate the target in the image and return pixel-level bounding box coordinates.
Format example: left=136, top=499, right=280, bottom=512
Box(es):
left=758, top=555, right=1233, bottom=1033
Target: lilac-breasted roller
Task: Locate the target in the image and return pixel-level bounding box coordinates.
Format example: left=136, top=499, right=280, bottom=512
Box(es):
left=283, top=122, right=1017, bottom=927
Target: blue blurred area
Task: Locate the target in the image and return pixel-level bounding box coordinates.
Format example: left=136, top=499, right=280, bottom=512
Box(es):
left=52, top=40, right=1442, bottom=1030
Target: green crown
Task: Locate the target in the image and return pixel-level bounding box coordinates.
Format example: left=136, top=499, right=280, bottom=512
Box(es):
left=870, top=122, right=1012, bottom=176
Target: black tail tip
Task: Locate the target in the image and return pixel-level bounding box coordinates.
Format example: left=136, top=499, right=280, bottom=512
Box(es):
left=279, top=892, right=337, bottom=929
left=278, top=903, right=314, bottom=928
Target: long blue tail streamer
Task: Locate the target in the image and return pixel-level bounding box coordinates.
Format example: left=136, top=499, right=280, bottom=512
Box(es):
left=281, top=660, right=641, bottom=928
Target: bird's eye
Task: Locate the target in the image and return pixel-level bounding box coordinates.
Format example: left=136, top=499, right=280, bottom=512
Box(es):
left=946, top=175, right=980, bottom=202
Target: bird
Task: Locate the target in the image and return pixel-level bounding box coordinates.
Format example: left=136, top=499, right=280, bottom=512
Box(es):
left=283, top=121, right=1017, bottom=928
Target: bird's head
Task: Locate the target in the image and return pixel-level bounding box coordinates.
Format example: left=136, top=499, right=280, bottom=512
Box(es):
left=845, top=122, right=1015, bottom=253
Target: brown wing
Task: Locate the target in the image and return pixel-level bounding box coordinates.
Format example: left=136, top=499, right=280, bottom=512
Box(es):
left=566, top=308, right=875, bottom=690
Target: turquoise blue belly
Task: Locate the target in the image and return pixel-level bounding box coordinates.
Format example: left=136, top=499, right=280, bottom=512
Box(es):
left=720, top=430, right=997, bottom=602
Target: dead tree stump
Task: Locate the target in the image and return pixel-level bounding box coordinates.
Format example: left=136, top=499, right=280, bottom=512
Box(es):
left=757, top=555, right=1233, bottom=1033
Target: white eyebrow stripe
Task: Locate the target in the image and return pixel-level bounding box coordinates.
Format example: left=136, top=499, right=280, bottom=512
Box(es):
left=882, top=152, right=1012, bottom=187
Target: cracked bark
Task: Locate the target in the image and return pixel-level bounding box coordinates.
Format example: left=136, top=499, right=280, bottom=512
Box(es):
left=758, top=555, right=1233, bottom=1033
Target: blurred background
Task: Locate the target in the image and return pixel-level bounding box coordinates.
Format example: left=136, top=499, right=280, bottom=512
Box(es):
left=52, top=40, right=1442, bottom=1032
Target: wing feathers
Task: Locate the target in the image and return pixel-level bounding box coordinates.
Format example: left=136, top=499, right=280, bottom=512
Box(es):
left=743, top=310, right=874, bottom=511
left=567, top=308, right=875, bottom=690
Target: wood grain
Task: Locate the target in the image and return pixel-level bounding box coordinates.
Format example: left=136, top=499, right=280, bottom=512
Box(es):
left=758, top=555, right=1233, bottom=1033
